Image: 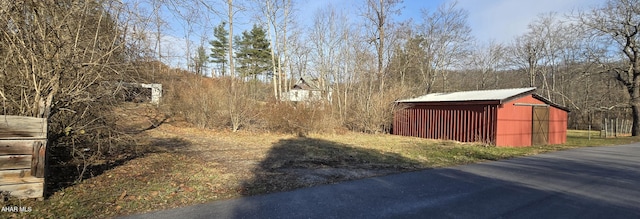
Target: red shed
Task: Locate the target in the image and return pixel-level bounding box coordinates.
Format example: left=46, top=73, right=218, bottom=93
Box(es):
left=393, top=87, right=570, bottom=147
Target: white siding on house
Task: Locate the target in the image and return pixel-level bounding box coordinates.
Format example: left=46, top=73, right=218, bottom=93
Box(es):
left=281, top=90, right=331, bottom=102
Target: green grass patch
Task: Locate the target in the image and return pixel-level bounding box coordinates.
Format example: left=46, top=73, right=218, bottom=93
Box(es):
left=564, top=130, right=640, bottom=147
left=312, top=130, right=640, bottom=169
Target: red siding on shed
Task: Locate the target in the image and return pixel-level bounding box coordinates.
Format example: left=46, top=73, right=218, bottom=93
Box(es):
left=496, top=95, right=544, bottom=147
left=548, top=107, right=568, bottom=145
left=393, top=105, right=497, bottom=144
left=393, top=93, right=569, bottom=147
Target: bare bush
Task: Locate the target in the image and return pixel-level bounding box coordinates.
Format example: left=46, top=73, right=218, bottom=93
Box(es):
left=163, top=76, right=228, bottom=129
left=161, top=74, right=262, bottom=132
left=262, top=102, right=336, bottom=136
left=344, top=84, right=413, bottom=134
left=0, top=0, right=150, bottom=181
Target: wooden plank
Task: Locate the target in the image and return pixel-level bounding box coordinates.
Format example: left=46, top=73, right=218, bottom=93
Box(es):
left=532, top=106, right=550, bottom=145
left=0, top=169, right=43, bottom=185
left=541, top=108, right=550, bottom=142
left=31, top=141, right=46, bottom=178
left=0, top=155, right=32, bottom=170
left=0, top=115, right=46, bottom=139
left=0, top=140, right=44, bottom=155
left=0, top=182, right=43, bottom=199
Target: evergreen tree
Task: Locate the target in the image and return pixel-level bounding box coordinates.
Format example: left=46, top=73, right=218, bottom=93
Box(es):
left=235, top=24, right=272, bottom=79
left=192, top=45, right=208, bottom=76
left=210, top=22, right=229, bottom=76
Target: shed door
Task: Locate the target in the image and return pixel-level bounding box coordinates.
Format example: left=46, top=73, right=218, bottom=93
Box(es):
left=532, top=106, right=549, bottom=145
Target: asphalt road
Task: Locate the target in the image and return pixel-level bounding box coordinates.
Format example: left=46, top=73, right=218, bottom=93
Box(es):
left=123, top=143, right=640, bottom=219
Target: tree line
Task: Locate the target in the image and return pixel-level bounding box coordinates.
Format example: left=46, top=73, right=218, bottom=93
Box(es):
left=171, top=0, right=639, bottom=134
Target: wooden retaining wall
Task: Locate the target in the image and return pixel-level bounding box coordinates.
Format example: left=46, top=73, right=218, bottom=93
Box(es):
left=0, top=115, right=46, bottom=199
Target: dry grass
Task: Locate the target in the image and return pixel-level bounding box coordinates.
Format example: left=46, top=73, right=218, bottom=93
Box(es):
left=4, top=104, right=639, bottom=218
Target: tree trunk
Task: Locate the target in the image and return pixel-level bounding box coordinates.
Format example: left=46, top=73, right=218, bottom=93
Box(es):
left=282, top=0, right=289, bottom=94
left=632, top=102, right=640, bottom=136
left=631, top=73, right=640, bottom=136
left=377, top=0, right=385, bottom=94
left=228, top=0, right=234, bottom=80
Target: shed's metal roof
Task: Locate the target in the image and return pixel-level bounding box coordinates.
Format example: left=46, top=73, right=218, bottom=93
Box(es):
left=397, top=87, right=536, bottom=103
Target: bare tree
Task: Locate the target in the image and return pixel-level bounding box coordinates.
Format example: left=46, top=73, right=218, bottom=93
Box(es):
left=419, top=1, right=473, bottom=92
left=0, top=1, right=131, bottom=118
left=193, top=0, right=248, bottom=131
left=577, top=0, right=640, bottom=135
left=386, top=27, right=434, bottom=93
left=310, top=5, right=349, bottom=100
left=468, top=41, right=506, bottom=89
left=362, top=0, right=402, bottom=94
left=0, top=1, right=152, bottom=179
left=288, top=31, right=310, bottom=83
left=509, top=33, right=545, bottom=88
left=281, top=0, right=292, bottom=93
left=150, top=0, right=167, bottom=81
left=523, top=13, right=570, bottom=100
left=262, top=0, right=280, bottom=98
left=228, top=0, right=236, bottom=79
left=252, top=0, right=295, bottom=99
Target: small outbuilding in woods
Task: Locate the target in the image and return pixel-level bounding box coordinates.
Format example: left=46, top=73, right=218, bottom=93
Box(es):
left=393, top=87, right=570, bottom=147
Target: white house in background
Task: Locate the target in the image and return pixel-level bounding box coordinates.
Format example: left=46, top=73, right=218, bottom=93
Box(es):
left=281, top=76, right=332, bottom=102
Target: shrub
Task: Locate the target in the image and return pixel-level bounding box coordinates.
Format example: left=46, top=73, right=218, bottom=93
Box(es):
left=261, top=101, right=335, bottom=136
